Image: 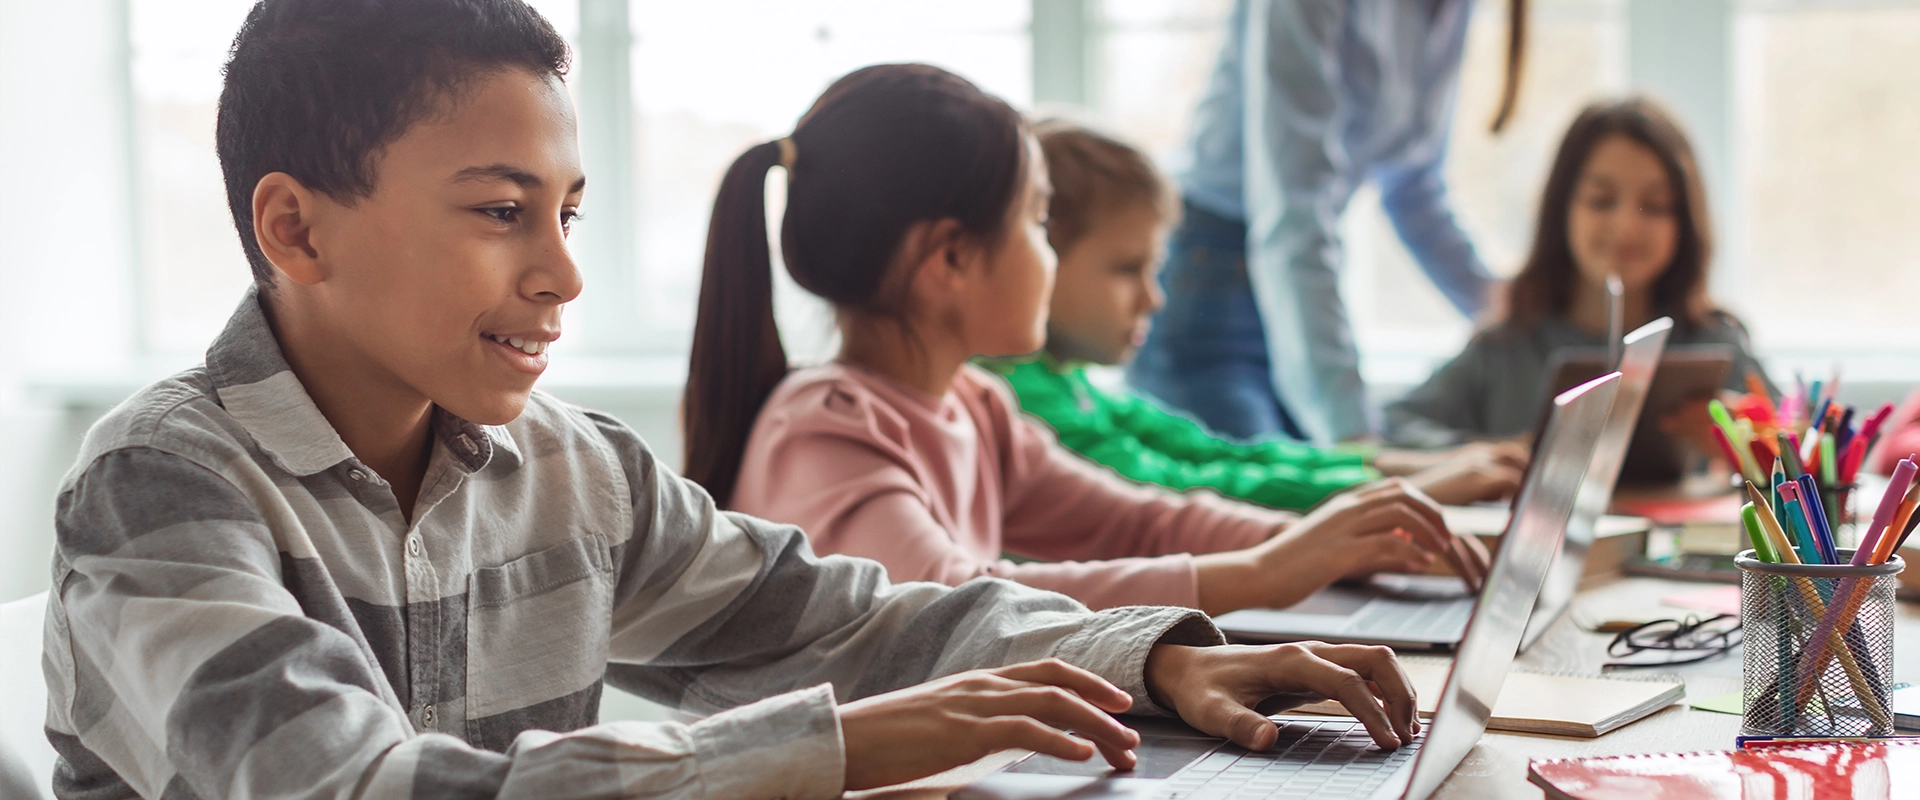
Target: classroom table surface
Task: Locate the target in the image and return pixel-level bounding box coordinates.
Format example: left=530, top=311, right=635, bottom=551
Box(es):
left=850, top=575, right=1920, bottom=799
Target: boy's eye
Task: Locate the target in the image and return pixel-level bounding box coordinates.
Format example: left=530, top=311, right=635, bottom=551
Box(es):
left=561, top=209, right=583, bottom=232
left=480, top=206, right=521, bottom=224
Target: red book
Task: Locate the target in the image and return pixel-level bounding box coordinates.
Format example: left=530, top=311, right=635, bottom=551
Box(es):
left=1530, top=740, right=1920, bottom=799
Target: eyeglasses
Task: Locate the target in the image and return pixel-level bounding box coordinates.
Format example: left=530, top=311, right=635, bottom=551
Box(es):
left=1603, top=613, right=1743, bottom=671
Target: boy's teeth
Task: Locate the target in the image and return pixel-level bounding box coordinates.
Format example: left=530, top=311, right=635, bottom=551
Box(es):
left=488, top=334, right=547, bottom=356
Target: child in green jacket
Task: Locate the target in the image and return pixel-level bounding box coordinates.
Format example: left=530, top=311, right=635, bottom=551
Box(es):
left=984, top=121, right=1526, bottom=510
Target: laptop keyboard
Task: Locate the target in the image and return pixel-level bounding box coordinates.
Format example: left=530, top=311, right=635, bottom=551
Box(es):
left=1157, top=719, right=1420, bottom=799
left=1348, top=598, right=1473, bottom=641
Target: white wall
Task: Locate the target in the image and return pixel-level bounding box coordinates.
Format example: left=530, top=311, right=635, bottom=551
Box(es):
left=0, top=0, right=144, bottom=603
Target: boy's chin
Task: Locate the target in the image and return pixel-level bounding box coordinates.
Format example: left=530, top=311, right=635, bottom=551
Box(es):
left=437, top=390, right=534, bottom=427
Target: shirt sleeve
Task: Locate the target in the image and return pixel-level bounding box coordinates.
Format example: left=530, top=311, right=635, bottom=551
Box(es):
left=1373, top=140, right=1494, bottom=318
left=48, top=447, right=861, bottom=800
left=48, top=444, right=1220, bottom=800
left=1095, top=388, right=1376, bottom=510
left=1240, top=0, right=1368, bottom=443
left=586, top=413, right=1226, bottom=718
left=994, top=400, right=1292, bottom=606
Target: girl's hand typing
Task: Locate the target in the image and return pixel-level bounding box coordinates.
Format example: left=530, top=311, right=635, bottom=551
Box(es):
left=1195, top=479, right=1490, bottom=614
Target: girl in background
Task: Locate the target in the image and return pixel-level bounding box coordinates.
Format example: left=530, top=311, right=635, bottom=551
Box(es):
left=1386, top=97, right=1769, bottom=452
left=683, top=63, right=1489, bottom=615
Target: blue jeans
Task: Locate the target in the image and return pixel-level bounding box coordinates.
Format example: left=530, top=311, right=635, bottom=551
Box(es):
left=1127, top=202, right=1305, bottom=442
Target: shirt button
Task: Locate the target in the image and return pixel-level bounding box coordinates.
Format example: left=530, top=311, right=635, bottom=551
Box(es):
left=348, top=469, right=367, bottom=482
left=422, top=704, right=435, bottom=728
left=458, top=433, right=479, bottom=455
left=407, top=537, right=422, bottom=557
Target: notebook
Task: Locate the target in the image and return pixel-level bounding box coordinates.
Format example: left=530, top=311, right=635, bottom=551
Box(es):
left=1529, top=739, right=1920, bottom=799
left=1291, top=656, right=1683, bottom=738
left=1894, top=685, right=1920, bottom=731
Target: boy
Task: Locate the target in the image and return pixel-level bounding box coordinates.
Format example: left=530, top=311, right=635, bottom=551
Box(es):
left=42, top=2, right=1418, bottom=798
left=984, top=121, right=1528, bottom=511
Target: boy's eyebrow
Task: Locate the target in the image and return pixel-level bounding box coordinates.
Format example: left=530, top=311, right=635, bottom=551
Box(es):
left=450, top=163, right=588, bottom=194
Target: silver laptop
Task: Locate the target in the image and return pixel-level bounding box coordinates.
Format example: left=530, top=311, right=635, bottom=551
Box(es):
left=1520, top=318, right=1672, bottom=650
left=956, top=374, right=1620, bottom=800
left=1211, top=322, right=1669, bottom=651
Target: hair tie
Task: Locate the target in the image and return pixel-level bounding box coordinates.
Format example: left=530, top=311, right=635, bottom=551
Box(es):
left=776, top=137, right=797, bottom=171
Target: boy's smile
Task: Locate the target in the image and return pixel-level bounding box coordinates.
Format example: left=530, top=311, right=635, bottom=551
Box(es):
left=249, top=67, right=585, bottom=515
left=257, top=67, right=586, bottom=429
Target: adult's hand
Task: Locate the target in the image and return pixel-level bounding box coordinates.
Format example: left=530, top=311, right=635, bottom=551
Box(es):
left=839, top=659, right=1139, bottom=791
left=1143, top=642, right=1419, bottom=751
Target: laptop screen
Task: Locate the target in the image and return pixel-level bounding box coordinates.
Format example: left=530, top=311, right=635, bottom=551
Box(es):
left=1401, top=373, right=1620, bottom=800
left=1522, top=317, right=1673, bottom=650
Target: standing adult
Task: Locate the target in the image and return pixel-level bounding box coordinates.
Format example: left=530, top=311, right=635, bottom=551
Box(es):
left=1129, top=0, right=1526, bottom=444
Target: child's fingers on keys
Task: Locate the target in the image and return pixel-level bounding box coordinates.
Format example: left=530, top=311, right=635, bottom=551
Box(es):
left=1186, top=689, right=1280, bottom=752
left=1351, top=501, right=1453, bottom=558
left=1452, top=534, right=1493, bottom=589
left=1312, top=644, right=1420, bottom=741
left=1289, top=652, right=1405, bottom=750
left=991, top=658, right=1133, bottom=712
left=958, top=685, right=1141, bottom=758
left=977, top=716, right=1103, bottom=764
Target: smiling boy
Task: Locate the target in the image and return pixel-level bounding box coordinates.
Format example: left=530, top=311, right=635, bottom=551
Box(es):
left=42, top=3, right=1421, bottom=799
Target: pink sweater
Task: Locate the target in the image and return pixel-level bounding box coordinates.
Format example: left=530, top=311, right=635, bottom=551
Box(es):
left=730, top=363, right=1292, bottom=610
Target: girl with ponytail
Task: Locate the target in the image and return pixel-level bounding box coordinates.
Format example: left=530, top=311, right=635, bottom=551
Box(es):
left=685, top=63, right=1492, bottom=616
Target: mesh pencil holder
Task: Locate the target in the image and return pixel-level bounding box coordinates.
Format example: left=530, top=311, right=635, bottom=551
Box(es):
left=1738, top=549, right=1904, bottom=737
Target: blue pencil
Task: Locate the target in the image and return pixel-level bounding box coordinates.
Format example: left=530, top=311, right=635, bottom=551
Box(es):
left=1798, top=474, right=1841, bottom=564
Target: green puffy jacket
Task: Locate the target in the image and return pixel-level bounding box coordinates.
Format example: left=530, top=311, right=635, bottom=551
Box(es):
left=981, top=357, right=1379, bottom=511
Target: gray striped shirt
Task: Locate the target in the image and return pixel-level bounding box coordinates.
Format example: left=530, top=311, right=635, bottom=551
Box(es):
left=42, top=291, right=1221, bottom=800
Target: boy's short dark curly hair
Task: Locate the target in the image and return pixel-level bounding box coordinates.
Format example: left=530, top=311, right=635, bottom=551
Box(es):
left=215, top=0, right=571, bottom=283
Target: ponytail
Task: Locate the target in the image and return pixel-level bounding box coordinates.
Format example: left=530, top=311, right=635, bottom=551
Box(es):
left=1489, top=0, right=1527, bottom=134
left=681, top=64, right=1028, bottom=508
left=683, top=140, right=788, bottom=508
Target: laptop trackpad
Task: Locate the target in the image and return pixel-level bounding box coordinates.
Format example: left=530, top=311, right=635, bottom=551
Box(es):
left=1366, top=573, right=1473, bottom=599
left=1008, top=736, right=1219, bottom=779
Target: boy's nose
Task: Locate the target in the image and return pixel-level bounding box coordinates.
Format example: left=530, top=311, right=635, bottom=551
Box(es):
left=1143, top=274, right=1166, bottom=313
left=528, top=239, right=585, bottom=304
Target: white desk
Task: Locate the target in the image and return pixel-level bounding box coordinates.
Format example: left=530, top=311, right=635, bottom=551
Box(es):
left=858, top=575, right=1920, bottom=799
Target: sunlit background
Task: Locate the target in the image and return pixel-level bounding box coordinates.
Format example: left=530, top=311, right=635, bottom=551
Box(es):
left=3, top=0, right=1920, bottom=610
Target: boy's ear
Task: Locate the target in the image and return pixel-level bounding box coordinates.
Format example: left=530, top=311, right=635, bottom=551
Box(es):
left=251, top=172, right=329, bottom=286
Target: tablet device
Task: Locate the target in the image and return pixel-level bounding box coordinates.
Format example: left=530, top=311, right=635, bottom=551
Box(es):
left=1542, top=344, right=1734, bottom=486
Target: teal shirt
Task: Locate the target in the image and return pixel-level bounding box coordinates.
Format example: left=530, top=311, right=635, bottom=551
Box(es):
left=983, top=358, right=1378, bottom=511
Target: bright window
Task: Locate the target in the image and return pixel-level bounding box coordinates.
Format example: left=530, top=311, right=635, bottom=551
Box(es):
left=625, top=0, right=1031, bottom=344
left=125, top=0, right=581, bottom=354
left=1734, top=4, right=1920, bottom=350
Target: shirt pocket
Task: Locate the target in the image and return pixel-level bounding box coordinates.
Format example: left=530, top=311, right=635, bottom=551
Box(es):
left=465, top=533, right=615, bottom=725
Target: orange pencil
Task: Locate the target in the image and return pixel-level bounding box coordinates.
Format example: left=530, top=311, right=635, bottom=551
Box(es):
left=1876, top=481, right=1920, bottom=564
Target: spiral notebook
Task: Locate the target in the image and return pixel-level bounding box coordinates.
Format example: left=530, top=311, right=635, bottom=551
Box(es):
left=1529, top=739, right=1920, bottom=799
left=1292, top=656, right=1683, bottom=738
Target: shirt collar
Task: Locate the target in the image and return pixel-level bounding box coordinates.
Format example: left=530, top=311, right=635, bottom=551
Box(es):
left=206, top=287, right=516, bottom=477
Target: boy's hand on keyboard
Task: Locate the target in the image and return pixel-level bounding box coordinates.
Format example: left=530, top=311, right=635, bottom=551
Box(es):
left=1144, top=642, right=1419, bottom=752
left=838, top=658, right=1141, bottom=790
